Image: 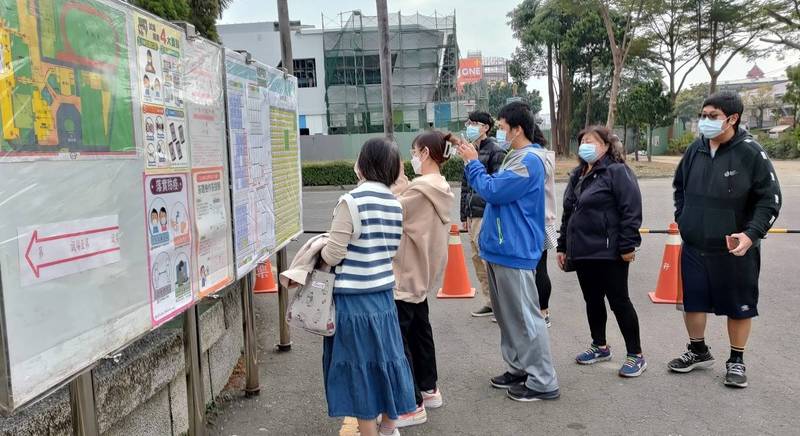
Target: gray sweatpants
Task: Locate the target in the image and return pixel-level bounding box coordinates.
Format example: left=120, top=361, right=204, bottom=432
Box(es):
left=487, top=262, right=559, bottom=392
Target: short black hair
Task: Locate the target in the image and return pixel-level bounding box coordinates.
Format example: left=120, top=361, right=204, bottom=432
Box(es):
left=702, top=91, right=744, bottom=130
left=468, top=111, right=494, bottom=131
left=497, top=102, right=535, bottom=143
left=356, top=137, right=401, bottom=186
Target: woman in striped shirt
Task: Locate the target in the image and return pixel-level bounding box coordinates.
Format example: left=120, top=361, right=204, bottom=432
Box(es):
left=320, top=138, right=416, bottom=436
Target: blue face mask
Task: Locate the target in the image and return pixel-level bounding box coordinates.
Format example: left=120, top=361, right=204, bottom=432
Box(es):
left=465, top=125, right=481, bottom=142
left=698, top=118, right=727, bottom=139
left=496, top=129, right=509, bottom=149
left=578, top=143, right=599, bottom=164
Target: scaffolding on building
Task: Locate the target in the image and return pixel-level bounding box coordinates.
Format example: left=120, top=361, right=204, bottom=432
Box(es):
left=321, top=10, right=466, bottom=134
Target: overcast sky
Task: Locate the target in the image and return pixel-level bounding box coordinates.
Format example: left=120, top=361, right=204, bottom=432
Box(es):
left=219, top=0, right=792, bottom=114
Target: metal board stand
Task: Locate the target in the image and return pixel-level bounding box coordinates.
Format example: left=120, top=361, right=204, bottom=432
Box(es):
left=241, top=273, right=260, bottom=396
left=276, top=248, right=292, bottom=352
left=183, top=306, right=206, bottom=436
left=69, top=370, right=99, bottom=436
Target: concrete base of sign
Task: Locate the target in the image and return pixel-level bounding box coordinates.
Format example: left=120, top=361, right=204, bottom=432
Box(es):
left=0, top=282, right=245, bottom=435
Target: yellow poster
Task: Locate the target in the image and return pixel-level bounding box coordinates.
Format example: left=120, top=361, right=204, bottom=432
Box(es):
left=133, top=13, right=188, bottom=172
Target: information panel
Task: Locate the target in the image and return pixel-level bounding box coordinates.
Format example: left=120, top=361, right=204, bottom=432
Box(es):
left=224, top=50, right=275, bottom=278
left=184, top=38, right=234, bottom=297
left=265, top=67, right=303, bottom=250
left=133, top=12, right=188, bottom=172
left=0, top=0, right=137, bottom=161
left=0, top=0, right=152, bottom=411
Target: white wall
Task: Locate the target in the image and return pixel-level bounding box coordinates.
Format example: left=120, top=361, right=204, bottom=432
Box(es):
left=218, top=23, right=329, bottom=134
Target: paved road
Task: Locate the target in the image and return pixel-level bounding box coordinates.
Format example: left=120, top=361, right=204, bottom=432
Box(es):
left=208, top=165, right=800, bottom=436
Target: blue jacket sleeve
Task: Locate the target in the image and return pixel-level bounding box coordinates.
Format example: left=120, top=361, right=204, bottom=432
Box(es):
left=465, top=159, right=536, bottom=206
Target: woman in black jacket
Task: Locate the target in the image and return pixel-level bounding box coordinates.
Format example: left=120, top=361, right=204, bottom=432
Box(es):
left=556, top=125, right=646, bottom=378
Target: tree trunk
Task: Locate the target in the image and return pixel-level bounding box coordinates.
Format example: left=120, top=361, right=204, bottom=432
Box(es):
left=607, top=63, right=622, bottom=128
left=623, top=124, right=628, bottom=154
left=585, top=65, right=593, bottom=128
left=547, top=45, right=561, bottom=153
left=547, top=45, right=559, bottom=153
left=634, top=126, right=640, bottom=162
left=560, top=63, right=572, bottom=156
left=648, top=125, right=653, bottom=162
left=709, top=73, right=719, bottom=94
left=668, top=94, right=678, bottom=141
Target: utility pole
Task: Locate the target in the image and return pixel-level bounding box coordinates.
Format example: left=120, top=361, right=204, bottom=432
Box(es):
left=275, top=0, right=293, bottom=352
left=376, top=0, right=394, bottom=140
left=278, top=0, right=293, bottom=75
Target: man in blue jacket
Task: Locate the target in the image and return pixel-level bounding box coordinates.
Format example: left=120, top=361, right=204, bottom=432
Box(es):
left=455, top=102, right=560, bottom=402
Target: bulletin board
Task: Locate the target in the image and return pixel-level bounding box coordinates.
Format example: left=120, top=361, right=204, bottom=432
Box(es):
left=224, top=50, right=276, bottom=279
left=0, top=0, right=152, bottom=411
left=184, top=37, right=234, bottom=298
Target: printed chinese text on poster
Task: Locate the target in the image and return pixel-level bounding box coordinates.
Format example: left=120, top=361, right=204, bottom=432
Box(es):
left=134, top=13, right=188, bottom=172
left=266, top=67, right=303, bottom=250
left=144, top=173, right=193, bottom=326
left=184, top=38, right=233, bottom=297
left=225, top=51, right=275, bottom=279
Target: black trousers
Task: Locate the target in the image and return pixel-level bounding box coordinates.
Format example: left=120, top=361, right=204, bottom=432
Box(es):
left=575, top=259, right=642, bottom=355
left=536, top=250, right=552, bottom=310
left=395, top=299, right=438, bottom=406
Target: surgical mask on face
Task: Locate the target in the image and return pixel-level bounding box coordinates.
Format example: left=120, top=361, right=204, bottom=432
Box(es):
left=698, top=118, right=727, bottom=139
left=465, top=125, right=481, bottom=143
left=578, top=143, right=599, bottom=164
left=411, top=155, right=423, bottom=175
left=496, top=129, right=509, bottom=149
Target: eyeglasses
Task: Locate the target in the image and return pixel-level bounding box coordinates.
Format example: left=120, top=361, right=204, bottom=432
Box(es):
left=464, top=121, right=487, bottom=128
left=697, top=112, right=727, bottom=120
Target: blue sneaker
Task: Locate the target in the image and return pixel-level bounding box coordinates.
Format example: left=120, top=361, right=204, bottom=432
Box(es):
left=576, top=344, right=612, bottom=365
left=619, top=354, right=647, bottom=377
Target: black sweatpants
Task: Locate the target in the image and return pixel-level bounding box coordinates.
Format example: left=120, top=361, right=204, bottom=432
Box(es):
left=536, top=250, right=552, bottom=310
left=395, top=299, right=438, bottom=406
left=574, top=259, right=642, bottom=355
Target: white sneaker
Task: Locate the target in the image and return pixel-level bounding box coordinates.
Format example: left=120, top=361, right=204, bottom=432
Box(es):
left=421, top=388, right=443, bottom=409
left=378, top=427, right=400, bottom=436
left=395, top=405, right=427, bottom=428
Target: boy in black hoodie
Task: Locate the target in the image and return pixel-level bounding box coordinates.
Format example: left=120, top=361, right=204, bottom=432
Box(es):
left=668, top=91, right=781, bottom=389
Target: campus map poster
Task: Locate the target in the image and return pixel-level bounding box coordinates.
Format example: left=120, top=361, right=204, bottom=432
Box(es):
left=134, top=13, right=188, bottom=171
left=266, top=67, right=303, bottom=249
left=0, top=0, right=136, bottom=161
left=224, top=51, right=275, bottom=279
left=144, top=173, right=193, bottom=326
left=185, top=38, right=234, bottom=297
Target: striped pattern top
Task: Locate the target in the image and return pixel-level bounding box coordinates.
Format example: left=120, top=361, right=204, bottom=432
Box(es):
left=333, top=182, right=403, bottom=295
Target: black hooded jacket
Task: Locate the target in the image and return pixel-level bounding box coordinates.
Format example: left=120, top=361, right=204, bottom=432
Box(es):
left=673, top=128, right=782, bottom=252
left=460, top=136, right=506, bottom=222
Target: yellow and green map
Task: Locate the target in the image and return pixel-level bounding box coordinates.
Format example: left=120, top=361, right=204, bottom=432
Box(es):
left=0, top=0, right=134, bottom=158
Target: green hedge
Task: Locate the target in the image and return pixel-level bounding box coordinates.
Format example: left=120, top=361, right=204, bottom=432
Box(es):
left=302, top=159, right=466, bottom=186
left=761, top=129, right=800, bottom=159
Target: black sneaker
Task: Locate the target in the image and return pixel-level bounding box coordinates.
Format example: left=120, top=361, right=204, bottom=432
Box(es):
left=668, top=344, right=715, bottom=373
left=724, top=361, right=748, bottom=388
left=471, top=306, right=493, bottom=317
left=507, top=384, right=560, bottom=402
left=490, top=372, right=527, bottom=389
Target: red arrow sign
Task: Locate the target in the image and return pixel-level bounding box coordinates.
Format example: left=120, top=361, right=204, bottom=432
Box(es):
left=24, top=226, right=121, bottom=278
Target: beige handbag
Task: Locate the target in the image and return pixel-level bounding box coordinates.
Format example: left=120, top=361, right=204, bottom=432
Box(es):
left=285, top=263, right=336, bottom=336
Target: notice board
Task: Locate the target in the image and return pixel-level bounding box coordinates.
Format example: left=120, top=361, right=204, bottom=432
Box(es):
left=0, top=0, right=152, bottom=411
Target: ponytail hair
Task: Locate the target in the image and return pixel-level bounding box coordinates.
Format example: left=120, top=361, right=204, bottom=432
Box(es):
left=412, top=131, right=453, bottom=167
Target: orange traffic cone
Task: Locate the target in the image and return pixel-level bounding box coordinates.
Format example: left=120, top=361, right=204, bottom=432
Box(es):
left=437, top=224, right=476, bottom=299
left=649, top=223, right=683, bottom=304
left=254, top=259, right=278, bottom=294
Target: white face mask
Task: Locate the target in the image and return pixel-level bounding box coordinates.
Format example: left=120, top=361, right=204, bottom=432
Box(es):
left=411, top=148, right=427, bottom=175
